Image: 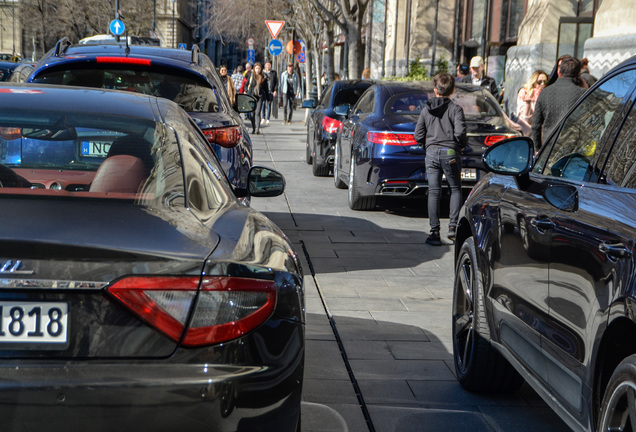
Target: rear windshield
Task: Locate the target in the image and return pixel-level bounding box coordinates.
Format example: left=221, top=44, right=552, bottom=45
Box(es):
left=31, top=66, right=220, bottom=113
left=386, top=89, right=506, bottom=124
left=0, top=109, right=181, bottom=204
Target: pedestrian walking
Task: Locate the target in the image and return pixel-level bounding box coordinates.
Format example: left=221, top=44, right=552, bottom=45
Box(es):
left=243, top=62, right=269, bottom=134
left=460, top=56, right=498, bottom=99
left=414, top=73, right=466, bottom=246
left=231, top=65, right=244, bottom=93
left=280, top=63, right=299, bottom=125
left=218, top=65, right=236, bottom=106
left=261, top=61, right=278, bottom=126
left=531, top=57, right=586, bottom=150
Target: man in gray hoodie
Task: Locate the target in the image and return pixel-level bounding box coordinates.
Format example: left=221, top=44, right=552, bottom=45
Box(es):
left=414, top=73, right=467, bottom=245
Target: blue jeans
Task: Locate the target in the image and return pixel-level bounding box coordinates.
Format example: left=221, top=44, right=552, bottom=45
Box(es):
left=261, top=95, right=272, bottom=120
left=426, top=147, right=462, bottom=233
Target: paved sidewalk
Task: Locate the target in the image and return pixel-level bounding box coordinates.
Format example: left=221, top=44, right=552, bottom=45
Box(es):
left=248, top=116, right=569, bottom=432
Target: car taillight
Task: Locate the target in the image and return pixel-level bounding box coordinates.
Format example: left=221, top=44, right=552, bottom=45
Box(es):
left=96, top=57, right=152, bottom=66
left=367, top=131, right=417, bottom=146
left=106, top=276, right=277, bottom=347
left=322, top=116, right=342, bottom=134
left=0, top=127, right=21, bottom=140
left=202, top=126, right=242, bottom=148
left=484, top=135, right=508, bottom=146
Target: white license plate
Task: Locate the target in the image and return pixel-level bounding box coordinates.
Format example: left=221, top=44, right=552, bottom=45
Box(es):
left=461, top=168, right=477, bottom=180
left=81, top=140, right=111, bottom=158
left=0, top=302, right=68, bottom=344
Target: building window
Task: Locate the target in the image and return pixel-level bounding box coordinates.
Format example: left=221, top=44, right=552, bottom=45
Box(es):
left=501, top=0, right=525, bottom=41
left=557, top=17, right=594, bottom=60
left=470, top=0, right=486, bottom=41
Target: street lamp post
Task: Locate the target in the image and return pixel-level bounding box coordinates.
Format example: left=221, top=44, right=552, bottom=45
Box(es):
left=172, top=0, right=176, bottom=49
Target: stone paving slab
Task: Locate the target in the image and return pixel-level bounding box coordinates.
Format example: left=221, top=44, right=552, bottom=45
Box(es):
left=250, top=118, right=570, bottom=432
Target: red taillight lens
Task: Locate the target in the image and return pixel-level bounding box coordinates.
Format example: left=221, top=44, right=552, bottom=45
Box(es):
left=202, top=126, right=241, bottom=148
left=322, top=116, right=342, bottom=134
left=0, top=127, right=21, bottom=140
left=484, top=135, right=508, bottom=146
left=367, top=131, right=417, bottom=146
left=107, top=276, right=277, bottom=347
left=96, top=57, right=152, bottom=66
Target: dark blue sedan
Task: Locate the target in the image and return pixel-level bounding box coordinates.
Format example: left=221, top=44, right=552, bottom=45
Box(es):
left=335, top=81, right=520, bottom=210
left=28, top=38, right=256, bottom=195
left=303, top=79, right=376, bottom=176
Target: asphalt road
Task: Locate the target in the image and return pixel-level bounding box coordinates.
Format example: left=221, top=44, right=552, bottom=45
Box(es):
left=249, top=115, right=570, bottom=432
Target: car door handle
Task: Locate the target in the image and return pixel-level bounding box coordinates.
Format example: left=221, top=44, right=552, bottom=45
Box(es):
left=530, top=217, right=555, bottom=232
left=598, top=242, right=632, bottom=259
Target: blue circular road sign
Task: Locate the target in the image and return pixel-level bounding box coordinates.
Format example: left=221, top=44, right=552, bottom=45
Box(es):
left=110, top=19, right=125, bottom=36
left=268, top=39, right=283, bottom=57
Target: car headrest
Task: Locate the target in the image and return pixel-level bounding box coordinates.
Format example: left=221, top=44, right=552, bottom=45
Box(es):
left=90, top=155, right=147, bottom=194
left=107, top=135, right=154, bottom=175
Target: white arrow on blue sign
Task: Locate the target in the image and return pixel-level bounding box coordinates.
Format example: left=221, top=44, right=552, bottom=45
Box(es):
left=268, top=39, right=283, bottom=57
left=247, top=49, right=255, bottom=63
left=110, top=19, right=125, bottom=36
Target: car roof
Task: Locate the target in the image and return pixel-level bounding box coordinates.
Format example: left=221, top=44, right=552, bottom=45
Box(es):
left=32, top=40, right=213, bottom=84
left=0, top=83, right=171, bottom=119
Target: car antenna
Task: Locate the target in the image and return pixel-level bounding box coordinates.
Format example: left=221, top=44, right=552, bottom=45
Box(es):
left=125, top=29, right=130, bottom=56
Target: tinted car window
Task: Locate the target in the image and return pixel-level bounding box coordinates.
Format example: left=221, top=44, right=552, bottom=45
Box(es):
left=333, top=86, right=371, bottom=107
left=31, top=67, right=220, bottom=113
left=354, top=90, right=374, bottom=114
left=319, top=84, right=334, bottom=108
left=600, top=96, right=636, bottom=188
left=535, top=69, right=636, bottom=181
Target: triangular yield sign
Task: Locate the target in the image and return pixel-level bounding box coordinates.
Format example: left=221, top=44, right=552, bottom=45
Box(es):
left=265, top=21, right=285, bottom=40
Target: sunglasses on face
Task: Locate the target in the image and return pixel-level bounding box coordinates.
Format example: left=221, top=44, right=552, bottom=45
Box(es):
left=537, top=80, right=547, bottom=85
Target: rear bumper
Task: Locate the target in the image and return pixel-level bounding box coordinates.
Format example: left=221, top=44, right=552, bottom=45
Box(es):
left=313, top=133, right=337, bottom=166
left=0, top=328, right=304, bottom=432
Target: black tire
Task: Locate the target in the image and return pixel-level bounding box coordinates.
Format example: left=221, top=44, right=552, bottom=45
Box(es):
left=598, top=354, right=636, bottom=431
left=305, top=135, right=313, bottom=165
left=312, top=147, right=330, bottom=177
left=333, top=140, right=347, bottom=189
left=452, top=237, right=523, bottom=392
left=348, top=156, right=376, bottom=210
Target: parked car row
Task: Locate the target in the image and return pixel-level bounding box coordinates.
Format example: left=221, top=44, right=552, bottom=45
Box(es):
left=452, top=55, right=636, bottom=432
left=304, top=79, right=520, bottom=210
left=0, top=39, right=304, bottom=432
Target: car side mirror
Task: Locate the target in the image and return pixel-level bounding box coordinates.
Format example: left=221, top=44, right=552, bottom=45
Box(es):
left=236, top=93, right=257, bottom=113
left=482, top=137, right=534, bottom=175
left=302, top=99, right=316, bottom=109
left=246, top=166, right=286, bottom=197
left=334, top=104, right=351, bottom=116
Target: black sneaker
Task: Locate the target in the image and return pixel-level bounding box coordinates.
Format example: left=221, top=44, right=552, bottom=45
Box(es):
left=426, top=232, right=442, bottom=246
left=447, top=226, right=456, bottom=241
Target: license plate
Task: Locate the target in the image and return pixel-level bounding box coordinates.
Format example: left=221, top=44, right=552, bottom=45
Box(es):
left=461, top=168, right=477, bottom=180
left=0, top=302, right=68, bottom=344
left=81, top=140, right=111, bottom=158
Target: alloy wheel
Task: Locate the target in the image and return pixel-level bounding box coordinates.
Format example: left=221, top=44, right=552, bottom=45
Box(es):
left=453, top=252, right=475, bottom=375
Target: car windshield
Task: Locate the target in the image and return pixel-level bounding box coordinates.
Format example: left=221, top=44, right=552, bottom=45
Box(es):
left=0, top=109, right=180, bottom=203
left=386, top=89, right=506, bottom=124
left=31, top=66, right=220, bottom=113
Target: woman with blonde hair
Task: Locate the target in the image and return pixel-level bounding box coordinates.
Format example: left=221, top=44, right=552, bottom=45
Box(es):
left=516, top=69, right=548, bottom=136
left=218, top=65, right=236, bottom=106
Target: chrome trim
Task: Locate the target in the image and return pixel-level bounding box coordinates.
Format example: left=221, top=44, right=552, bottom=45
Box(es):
left=0, top=260, right=34, bottom=275
left=0, top=279, right=107, bottom=289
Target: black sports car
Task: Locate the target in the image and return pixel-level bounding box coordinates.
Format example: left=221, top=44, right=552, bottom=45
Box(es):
left=452, top=56, right=636, bottom=432
left=335, top=81, right=520, bottom=210
left=0, top=84, right=303, bottom=432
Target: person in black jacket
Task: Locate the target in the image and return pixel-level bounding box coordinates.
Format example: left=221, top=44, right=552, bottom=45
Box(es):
left=261, top=61, right=278, bottom=126
left=460, top=56, right=498, bottom=100
left=244, top=62, right=269, bottom=134
left=414, top=73, right=467, bottom=245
